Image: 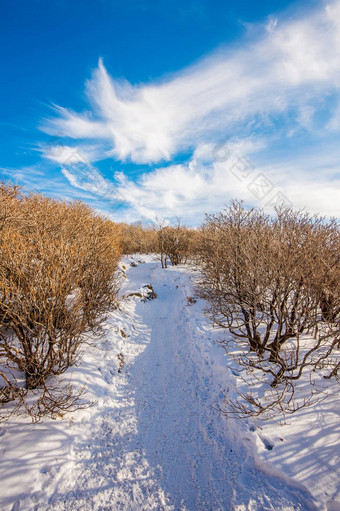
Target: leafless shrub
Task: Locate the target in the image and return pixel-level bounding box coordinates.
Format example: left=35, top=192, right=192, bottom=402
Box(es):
left=198, top=201, right=339, bottom=419
left=119, top=222, right=158, bottom=254
left=156, top=220, right=192, bottom=268
left=0, top=182, right=121, bottom=421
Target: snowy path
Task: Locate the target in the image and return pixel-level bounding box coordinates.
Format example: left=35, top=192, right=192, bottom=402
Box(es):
left=1, top=257, right=319, bottom=511
left=45, top=259, right=315, bottom=511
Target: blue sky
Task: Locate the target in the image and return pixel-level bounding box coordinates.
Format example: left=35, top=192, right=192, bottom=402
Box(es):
left=1, top=0, right=339, bottom=225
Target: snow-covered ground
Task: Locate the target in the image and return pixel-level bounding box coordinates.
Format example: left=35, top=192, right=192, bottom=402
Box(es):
left=0, top=255, right=339, bottom=511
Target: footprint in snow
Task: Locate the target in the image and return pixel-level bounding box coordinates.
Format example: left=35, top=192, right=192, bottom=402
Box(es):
left=261, top=436, right=275, bottom=450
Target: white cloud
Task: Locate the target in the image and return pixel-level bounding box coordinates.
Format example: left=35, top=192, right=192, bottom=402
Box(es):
left=41, top=141, right=114, bottom=166
left=266, top=15, right=278, bottom=33
left=42, top=1, right=340, bottom=165
left=59, top=142, right=340, bottom=224
left=43, top=145, right=89, bottom=165
left=36, top=1, right=340, bottom=223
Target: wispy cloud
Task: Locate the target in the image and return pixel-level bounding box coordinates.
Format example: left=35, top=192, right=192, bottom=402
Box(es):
left=0, top=164, right=114, bottom=208
left=58, top=142, right=340, bottom=224
left=38, top=0, right=340, bottom=222
left=42, top=1, right=340, bottom=165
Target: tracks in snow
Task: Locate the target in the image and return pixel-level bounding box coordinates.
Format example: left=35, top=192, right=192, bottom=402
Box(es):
left=46, top=259, right=316, bottom=511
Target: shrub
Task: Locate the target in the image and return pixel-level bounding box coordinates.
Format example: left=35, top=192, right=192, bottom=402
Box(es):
left=198, top=201, right=339, bottom=419
left=156, top=222, right=192, bottom=268
left=0, top=183, right=121, bottom=421
left=119, top=222, right=157, bottom=254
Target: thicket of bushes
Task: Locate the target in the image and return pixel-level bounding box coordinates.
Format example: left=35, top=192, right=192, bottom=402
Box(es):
left=118, top=222, right=158, bottom=255
left=156, top=222, right=195, bottom=268
left=1, top=181, right=338, bottom=423
left=116, top=220, right=198, bottom=266
left=0, top=183, right=121, bottom=421
left=197, top=201, right=339, bottom=419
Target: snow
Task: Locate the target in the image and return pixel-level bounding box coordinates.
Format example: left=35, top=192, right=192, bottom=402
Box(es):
left=0, top=255, right=339, bottom=511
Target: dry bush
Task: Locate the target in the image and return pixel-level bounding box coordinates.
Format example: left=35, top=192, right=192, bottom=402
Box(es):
left=0, top=229, right=84, bottom=388
left=117, top=218, right=196, bottom=264
left=119, top=222, right=157, bottom=254
left=156, top=221, right=192, bottom=268
left=185, top=228, right=202, bottom=265
left=0, top=183, right=121, bottom=421
left=198, top=201, right=339, bottom=419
